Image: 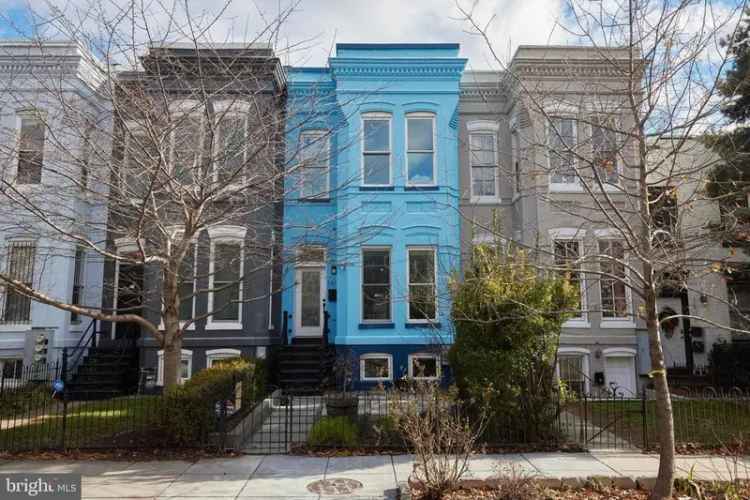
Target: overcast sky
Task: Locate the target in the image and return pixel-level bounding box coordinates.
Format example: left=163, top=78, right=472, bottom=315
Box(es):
left=0, top=0, right=572, bottom=69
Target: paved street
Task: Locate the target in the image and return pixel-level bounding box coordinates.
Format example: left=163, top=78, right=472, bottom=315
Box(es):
left=0, top=452, right=748, bottom=498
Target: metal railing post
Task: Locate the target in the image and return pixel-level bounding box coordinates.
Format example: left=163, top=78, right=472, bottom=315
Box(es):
left=641, top=388, right=648, bottom=449
left=61, top=348, right=68, bottom=450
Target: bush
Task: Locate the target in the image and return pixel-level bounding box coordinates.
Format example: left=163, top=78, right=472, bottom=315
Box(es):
left=709, top=340, right=750, bottom=388
left=0, top=384, right=51, bottom=418
left=307, top=416, right=359, bottom=448
left=161, top=357, right=263, bottom=446
left=449, top=247, right=577, bottom=443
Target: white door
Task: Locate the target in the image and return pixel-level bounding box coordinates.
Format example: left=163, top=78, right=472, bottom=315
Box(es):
left=605, top=356, right=637, bottom=396
left=295, top=267, right=325, bottom=337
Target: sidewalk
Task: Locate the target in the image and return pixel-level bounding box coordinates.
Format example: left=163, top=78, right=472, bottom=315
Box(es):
left=0, top=451, right=748, bottom=499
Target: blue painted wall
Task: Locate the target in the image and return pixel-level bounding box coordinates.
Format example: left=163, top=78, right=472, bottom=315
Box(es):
left=284, top=44, right=466, bottom=387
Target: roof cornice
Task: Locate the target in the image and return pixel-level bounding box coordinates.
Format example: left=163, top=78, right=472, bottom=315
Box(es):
left=329, top=58, right=467, bottom=80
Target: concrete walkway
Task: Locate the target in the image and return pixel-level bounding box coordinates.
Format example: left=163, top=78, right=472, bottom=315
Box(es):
left=0, top=452, right=748, bottom=499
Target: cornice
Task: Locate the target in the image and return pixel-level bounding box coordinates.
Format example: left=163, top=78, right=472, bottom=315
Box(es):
left=329, top=58, right=467, bottom=80
left=511, top=61, right=630, bottom=79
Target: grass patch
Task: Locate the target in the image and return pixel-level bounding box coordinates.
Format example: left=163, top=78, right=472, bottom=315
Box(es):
left=307, top=416, right=359, bottom=448
left=0, top=396, right=163, bottom=451
left=575, top=398, right=750, bottom=448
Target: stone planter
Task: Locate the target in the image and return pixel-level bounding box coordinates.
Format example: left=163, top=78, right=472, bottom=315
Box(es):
left=325, top=393, right=359, bottom=419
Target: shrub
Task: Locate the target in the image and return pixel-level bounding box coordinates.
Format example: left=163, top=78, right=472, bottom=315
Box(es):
left=161, top=357, right=262, bottom=446
left=450, top=247, right=577, bottom=443
left=307, top=416, right=359, bottom=448
left=709, top=340, right=750, bottom=388
left=0, top=384, right=51, bottom=418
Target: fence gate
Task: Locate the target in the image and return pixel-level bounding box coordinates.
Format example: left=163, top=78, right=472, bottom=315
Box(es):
left=241, top=393, right=324, bottom=454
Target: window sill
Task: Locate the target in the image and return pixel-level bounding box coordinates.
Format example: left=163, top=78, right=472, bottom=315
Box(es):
left=549, top=183, right=585, bottom=193
left=563, top=319, right=590, bottom=328
left=600, top=319, right=636, bottom=329
left=405, top=322, right=441, bottom=329
left=298, top=197, right=331, bottom=203
left=470, top=197, right=501, bottom=205
left=360, top=377, right=392, bottom=383
left=205, top=322, right=243, bottom=331
left=359, top=186, right=394, bottom=191
left=405, top=186, right=439, bottom=191
left=359, top=322, right=395, bottom=329
left=0, top=324, right=32, bottom=332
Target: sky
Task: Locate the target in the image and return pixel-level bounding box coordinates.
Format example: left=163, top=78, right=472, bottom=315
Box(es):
left=0, top=0, right=571, bottom=70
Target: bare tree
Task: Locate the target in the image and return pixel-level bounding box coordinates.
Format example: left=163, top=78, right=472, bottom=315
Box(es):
left=457, top=0, right=746, bottom=497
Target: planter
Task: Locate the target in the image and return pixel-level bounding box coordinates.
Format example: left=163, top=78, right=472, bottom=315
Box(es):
left=325, top=393, right=359, bottom=419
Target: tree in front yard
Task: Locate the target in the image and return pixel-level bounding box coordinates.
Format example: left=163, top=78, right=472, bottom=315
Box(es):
left=449, top=243, right=578, bottom=442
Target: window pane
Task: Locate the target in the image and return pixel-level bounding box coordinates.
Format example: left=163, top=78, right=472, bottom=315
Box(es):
left=214, top=243, right=241, bottom=282
left=409, top=285, right=436, bottom=320
left=300, top=270, right=321, bottom=327
left=599, top=240, right=628, bottom=318
left=180, top=359, right=190, bottom=380
left=407, top=152, right=434, bottom=184
left=302, top=167, right=327, bottom=197
left=363, top=154, right=390, bottom=185
left=179, top=281, right=194, bottom=321
left=550, top=118, right=576, bottom=184
left=218, top=117, right=246, bottom=184
left=409, top=250, right=434, bottom=284
left=592, top=116, right=618, bottom=184
left=559, top=355, right=585, bottom=394
left=470, top=134, right=495, bottom=165
left=17, top=117, right=44, bottom=184
left=364, top=119, right=389, bottom=151
left=363, top=358, right=389, bottom=379
left=1, top=359, right=23, bottom=378
left=363, top=249, right=390, bottom=321
left=213, top=283, right=240, bottom=320
left=554, top=240, right=582, bottom=316
left=408, top=118, right=433, bottom=150
left=173, top=119, right=202, bottom=183
left=412, top=357, right=438, bottom=378
left=472, top=166, right=496, bottom=197
left=363, top=250, right=389, bottom=284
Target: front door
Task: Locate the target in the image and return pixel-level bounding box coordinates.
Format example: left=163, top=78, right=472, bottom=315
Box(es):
left=605, top=356, right=637, bottom=396
left=295, top=267, right=325, bottom=337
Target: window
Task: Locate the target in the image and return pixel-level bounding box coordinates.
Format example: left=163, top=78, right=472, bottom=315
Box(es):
left=122, top=128, right=159, bottom=199
left=649, top=186, right=678, bottom=243
left=210, top=242, right=242, bottom=322
left=553, top=240, right=584, bottom=320
left=299, top=131, right=329, bottom=199
left=178, top=244, right=196, bottom=322
left=362, top=248, right=391, bottom=322
left=70, top=247, right=86, bottom=323
left=548, top=117, right=577, bottom=186
left=408, top=353, right=440, bottom=380
left=206, top=348, right=242, bottom=368
left=727, top=273, right=750, bottom=330
left=216, top=114, right=247, bottom=185
left=470, top=133, right=498, bottom=199
left=172, top=116, right=203, bottom=184
left=360, top=353, right=392, bottom=382
left=512, top=131, right=521, bottom=194
left=591, top=115, right=619, bottom=184
left=157, top=349, right=192, bottom=385
left=559, top=355, right=586, bottom=395
left=408, top=247, right=436, bottom=321
left=2, top=242, right=35, bottom=323
left=362, top=114, right=391, bottom=186
left=598, top=240, right=629, bottom=319
left=0, top=358, right=23, bottom=380
left=17, top=114, right=45, bottom=184
left=406, top=114, right=435, bottom=185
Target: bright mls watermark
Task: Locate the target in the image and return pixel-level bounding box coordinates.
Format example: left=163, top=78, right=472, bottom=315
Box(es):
left=0, top=474, right=80, bottom=499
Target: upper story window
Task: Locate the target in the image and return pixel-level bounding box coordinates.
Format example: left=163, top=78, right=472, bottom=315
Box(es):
left=299, top=130, right=330, bottom=199
left=178, top=243, right=196, bottom=322
left=406, top=113, right=435, bottom=186
left=548, top=117, right=578, bottom=187
left=362, top=114, right=391, bottom=186
left=648, top=186, right=678, bottom=245
left=215, top=112, right=248, bottom=187
left=2, top=241, right=36, bottom=324
left=591, top=115, right=619, bottom=185
left=470, top=133, right=498, bottom=200
left=122, top=124, right=160, bottom=199
left=171, top=115, right=204, bottom=185
left=70, top=246, right=86, bottom=323
left=17, top=112, right=45, bottom=185
left=511, top=131, right=521, bottom=195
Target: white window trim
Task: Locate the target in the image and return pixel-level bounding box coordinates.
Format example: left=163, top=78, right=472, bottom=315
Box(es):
left=0, top=358, right=23, bottom=383
left=206, top=226, right=246, bottom=330
left=406, top=246, right=438, bottom=323
left=361, top=113, right=392, bottom=187
left=602, top=347, right=637, bottom=357
left=546, top=115, right=581, bottom=193
left=157, top=349, right=193, bottom=385
left=206, top=348, right=242, bottom=367
left=408, top=352, right=441, bottom=380
left=596, top=236, right=635, bottom=327
left=556, top=347, right=590, bottom=394
left=550, top=233, right=589, bottom=327
left=405, top=112, right=437, bottom=187
left=468, top=130, right=500, bottom=204
left=360, top=246, right=392, bottom=324
left=296, top=245, right=327, bottom=267
left=360, top=353, right=393, bottom=382
left=299, top=130, right=331, bottom=200
left=212, top=106, right=248, bottom=188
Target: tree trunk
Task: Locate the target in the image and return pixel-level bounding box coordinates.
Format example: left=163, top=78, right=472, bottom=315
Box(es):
left=645, top=286, right=675, bottom=500
left=161, top=265, right=183, bottom=389
left=162, top=336, right=183, bottom=389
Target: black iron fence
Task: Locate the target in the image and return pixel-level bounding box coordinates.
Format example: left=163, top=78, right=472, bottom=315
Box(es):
left=2, top=373, right=748, bottom=454
left=0, top=362, right=270, bottom=453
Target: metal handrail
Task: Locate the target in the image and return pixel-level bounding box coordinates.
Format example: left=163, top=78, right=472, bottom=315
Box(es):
left=65, top=318, right=98, bottom=382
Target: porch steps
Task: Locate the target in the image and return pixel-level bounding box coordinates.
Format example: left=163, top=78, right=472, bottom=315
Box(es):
left=277, top=338, right=328, bottom=394
left=65, top=347, right=138, bottom=400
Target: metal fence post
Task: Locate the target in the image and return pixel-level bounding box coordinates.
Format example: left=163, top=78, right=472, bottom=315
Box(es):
left=60, top=348, right=68, bottom=450
left=641, top=388, right=648, bottom=450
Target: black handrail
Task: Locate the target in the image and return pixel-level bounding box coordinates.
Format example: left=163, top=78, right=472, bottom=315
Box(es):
left=322, top=310, right=330, bottom=348
left=281, top=310, right=289, bottom=345
left=65, top=318, right=98, bottom=382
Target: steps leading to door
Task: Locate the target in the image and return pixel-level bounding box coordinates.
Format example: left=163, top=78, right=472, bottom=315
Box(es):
left=277, top=338, right=331, bottom=394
